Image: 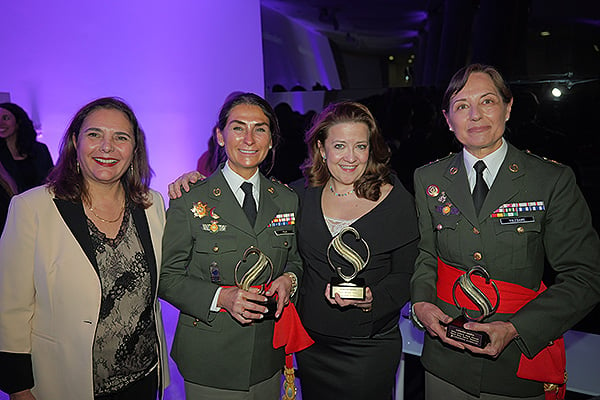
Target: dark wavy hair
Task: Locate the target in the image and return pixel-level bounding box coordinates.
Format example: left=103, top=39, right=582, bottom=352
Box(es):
left=0, top=102, right=39, bottom=157
left=442, top=63, right=513, bottom=112
left=46, top=97, right=153, bottom=208
left=301, top=101, right=392, bottom=201
left=216, top=92, right=279, bottom=175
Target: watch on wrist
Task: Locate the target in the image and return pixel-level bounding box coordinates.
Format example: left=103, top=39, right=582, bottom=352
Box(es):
left=284, top=272, right=298, bottom=297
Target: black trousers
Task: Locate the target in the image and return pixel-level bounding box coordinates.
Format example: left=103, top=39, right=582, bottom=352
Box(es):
left=296, top=326, right=402, bottom=400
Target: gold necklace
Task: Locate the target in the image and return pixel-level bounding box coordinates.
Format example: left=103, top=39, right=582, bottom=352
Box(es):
left=88, top=204, right=125, bottom=223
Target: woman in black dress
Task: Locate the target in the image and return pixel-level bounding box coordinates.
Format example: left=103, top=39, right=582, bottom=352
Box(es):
left=293, top=101, right=419, bottom=399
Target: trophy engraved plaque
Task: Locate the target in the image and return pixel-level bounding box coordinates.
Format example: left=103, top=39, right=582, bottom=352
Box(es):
left=327, top=226, right=370, bottom=300
left=234, top=246, right=277, bottom=318
left=446, top=265, right=500, bottom=348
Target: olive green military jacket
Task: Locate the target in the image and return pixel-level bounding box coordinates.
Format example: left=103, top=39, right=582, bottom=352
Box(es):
left=410, top=142, right=600, bottom=397
left=159, top=170, right=302, bottom=391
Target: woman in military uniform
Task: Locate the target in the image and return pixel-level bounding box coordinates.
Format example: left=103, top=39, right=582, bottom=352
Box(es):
left=410, top=64, right=600, bottom=399
left=159, top=93, right=303, bottom=400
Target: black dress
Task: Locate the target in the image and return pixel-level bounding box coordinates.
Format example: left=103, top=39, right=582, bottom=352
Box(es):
left=293, top=176, right=419, bottom=400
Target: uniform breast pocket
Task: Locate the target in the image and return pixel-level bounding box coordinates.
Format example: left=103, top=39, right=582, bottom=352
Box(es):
left=193, top=234, right=238, bottom=255
left=268, top=229, right=295, bottom=268
left=432, top=213, right=462, bottom=260
left=190, top=235, right=238, bottom=280
left=493, top=219, right=543, bottom=268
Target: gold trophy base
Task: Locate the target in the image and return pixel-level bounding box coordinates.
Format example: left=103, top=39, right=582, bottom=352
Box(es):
left=329, top=277, right=366, bottom=300
left=445, top=315, right=490, bottom=348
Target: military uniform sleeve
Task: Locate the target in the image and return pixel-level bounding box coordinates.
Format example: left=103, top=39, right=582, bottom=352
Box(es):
left=509, top=165, right=600, bottom=357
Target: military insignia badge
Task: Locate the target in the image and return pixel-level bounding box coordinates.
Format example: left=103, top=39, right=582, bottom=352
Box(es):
left=268, top=212, right=295, bottom=227
left=202, top=220, right=227, bottom=233
left=438, top=191, right=447, bottom=203
left=191, top=201, right=209, bottom=218
left=427, top=185, right=439, bottom=197
left=491, top=201, right=545, bottom=218
left=191, top=201, right=220, bottom=219
left=436, top=202, right=460, bottom=216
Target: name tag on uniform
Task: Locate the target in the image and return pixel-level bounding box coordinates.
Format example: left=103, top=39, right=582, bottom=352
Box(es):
left=274, top=229, right=294, bottom=236
left=500, top=216, right=535, bottom=225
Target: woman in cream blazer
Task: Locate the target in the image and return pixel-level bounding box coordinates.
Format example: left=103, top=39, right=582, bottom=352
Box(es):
left=0, top=97, right=169, bottom=399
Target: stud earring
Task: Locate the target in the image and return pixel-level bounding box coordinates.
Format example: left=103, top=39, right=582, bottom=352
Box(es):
left=76, top=161, right=80, bottom=174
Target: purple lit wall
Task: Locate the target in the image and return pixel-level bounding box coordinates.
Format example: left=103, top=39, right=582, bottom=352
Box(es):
left=1, top=2, right=264, bottom=399
left=0, top=0, right=265, bottom=201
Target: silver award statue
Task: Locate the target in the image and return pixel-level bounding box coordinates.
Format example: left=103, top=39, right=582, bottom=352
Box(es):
left=445, top=265, right=500, bottom=348
left=234, top=246, right=277, bottom=318
left=327, top=226, right=370, bottom=300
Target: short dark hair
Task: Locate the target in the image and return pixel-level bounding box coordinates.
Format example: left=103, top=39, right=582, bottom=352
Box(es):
left=442, top=64, right=513, bottom=112
left=46, top=97, right=153, bottom=208
left=0, top=102, right=38, bottom=157
left=216, top=92, right=279, bottom=174
left=301, top=101, right=392, bottom=201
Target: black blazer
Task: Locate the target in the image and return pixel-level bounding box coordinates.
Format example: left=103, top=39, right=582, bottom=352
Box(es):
left=293, top=175, right=419, bottom=338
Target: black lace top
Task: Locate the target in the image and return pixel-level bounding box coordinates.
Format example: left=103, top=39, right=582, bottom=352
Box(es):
left=87, top=207, right=158, bottom=395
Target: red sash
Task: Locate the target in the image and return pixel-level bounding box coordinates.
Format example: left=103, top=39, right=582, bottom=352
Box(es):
left=436, top=258, right=566, bottom=400
left=219, top=284, right=314, bottom=367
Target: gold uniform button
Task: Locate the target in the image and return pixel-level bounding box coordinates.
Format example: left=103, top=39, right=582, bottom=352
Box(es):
left=516, top=226, right=525, bottom=234
left=283, top=241, right=289, bottom=247
left=212, top=246, right=219, bottom=252
left=436, top=224, right=443, bottom=231
left=472, top=227, right=480, bottom=235
left=473, top=252, right=483, bottom=261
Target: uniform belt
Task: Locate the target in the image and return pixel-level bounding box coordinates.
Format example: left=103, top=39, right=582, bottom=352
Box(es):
left=436, top=258, right=566, bottom=400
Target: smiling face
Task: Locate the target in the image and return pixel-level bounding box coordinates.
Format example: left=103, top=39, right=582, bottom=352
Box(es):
left=0, top=108, right=17, bottom=140
left=443, top=72, right=513, bottom=158
left=75, top=108, right=135, bottom=188
left=216, top=103, right=272, bottom=179
left=318, top=121, right=370, bottom=189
